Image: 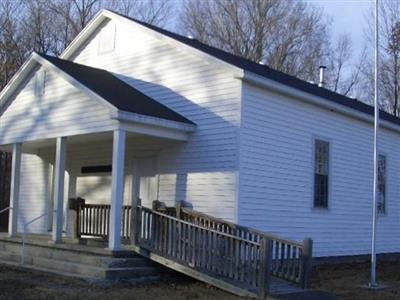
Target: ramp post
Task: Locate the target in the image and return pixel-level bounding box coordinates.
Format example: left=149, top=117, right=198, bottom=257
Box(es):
left=258, top=238, right=272, bottom=299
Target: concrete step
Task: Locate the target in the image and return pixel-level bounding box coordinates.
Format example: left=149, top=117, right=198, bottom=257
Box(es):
left=0, top=241, right=153, bottom=268
left=0, top=259, right=100, bottom=280
left=0, top=249, right=162, bottom=279
left=0, top=237, right=166, bottom=280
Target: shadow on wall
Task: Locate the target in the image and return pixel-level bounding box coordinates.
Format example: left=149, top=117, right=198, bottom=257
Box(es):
left=0, top=68, right=58, bottom=145
left=115, top=74, right=239, bottom=219
left=2, top=67, right=240, bottom=226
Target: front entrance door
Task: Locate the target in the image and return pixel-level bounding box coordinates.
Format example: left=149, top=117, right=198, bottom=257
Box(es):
left=132, top=156, right=158, bottom=208
left=0, top=152, right=12, bottom=231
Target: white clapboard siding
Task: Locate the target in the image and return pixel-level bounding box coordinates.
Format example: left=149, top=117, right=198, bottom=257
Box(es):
left=17, top=153, right=52, bottom=234
left=0, top=66, right=116, bottom=145
left=71, top=19, right=241, bottom=221
left=239, top=82, right=400, bottom=257
left=38, top=137, right=166, bottom=204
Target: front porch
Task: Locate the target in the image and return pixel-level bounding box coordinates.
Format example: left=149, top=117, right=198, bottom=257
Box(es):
left=0, top=52, right=196, bottom=250
left=0, top=127, right=191, bottom=251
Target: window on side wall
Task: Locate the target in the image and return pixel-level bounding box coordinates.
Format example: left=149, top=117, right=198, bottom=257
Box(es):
left=378, top=154, right=386, bottom=214
left=314, top=139, right=329, bottom=208
left=98, top=23, right=116, bottom=55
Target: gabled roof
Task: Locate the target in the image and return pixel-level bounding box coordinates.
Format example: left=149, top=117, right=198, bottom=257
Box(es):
left=36, top=53, right=194, bottom=125
left=109, top=11, right=400, bottom=127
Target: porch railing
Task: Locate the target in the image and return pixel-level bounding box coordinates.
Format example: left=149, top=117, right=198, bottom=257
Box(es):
left=76, top=203, right=132, bottom=241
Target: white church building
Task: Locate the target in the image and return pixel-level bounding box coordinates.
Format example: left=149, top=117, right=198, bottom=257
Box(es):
left=0, top=9, right=398, bottom=260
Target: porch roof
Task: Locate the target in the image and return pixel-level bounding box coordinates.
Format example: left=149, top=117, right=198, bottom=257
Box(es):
left=37, top=53, right=194, bottom=125
left=0, top=52, right=196, bottom=146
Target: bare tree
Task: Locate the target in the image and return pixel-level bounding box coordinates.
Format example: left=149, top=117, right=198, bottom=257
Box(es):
left=0, top=0, right=26, bottom=89
left=22, top=0, right=65, bottom=55
left=179, top=0, right=366, bottom=97
left=107, top=0, right=174, bottom=27
left=47, top=0, right=175, bottom=51
left=0, top=0, right=175, bottom=89
left=179, top=0, right=331, bottom=82
left=326, top=34, right=366, bottom=97
left=361, top=0, right=400, bottom=115
left=49, top=0, right=101, bottom=45
left=387, top=21, right=400, bottom=115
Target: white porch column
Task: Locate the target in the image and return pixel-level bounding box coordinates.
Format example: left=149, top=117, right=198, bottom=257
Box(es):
left=52, top=137, right=67, bottom=243
left=8, top=143, right=22, bottom=237
left=67, top=174, right=78, bottom=240
left=108, top=129, right=126, bottom=251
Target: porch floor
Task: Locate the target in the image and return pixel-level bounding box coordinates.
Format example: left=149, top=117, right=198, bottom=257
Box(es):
left=0, top=233, right=136, bottom=256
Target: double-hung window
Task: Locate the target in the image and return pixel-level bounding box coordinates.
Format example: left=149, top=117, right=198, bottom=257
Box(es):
left=378, top=154, right=386, bottom=214
left=314, top=139, right=329, bottom=208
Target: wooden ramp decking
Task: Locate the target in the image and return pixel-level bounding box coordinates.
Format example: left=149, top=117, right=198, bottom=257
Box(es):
left=269, top=277, right=304, bottom=295
left=126, top=203, right=313, bottom=298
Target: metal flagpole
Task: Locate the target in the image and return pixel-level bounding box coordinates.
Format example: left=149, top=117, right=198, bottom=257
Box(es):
left=370, top=0, right=379, bottom=288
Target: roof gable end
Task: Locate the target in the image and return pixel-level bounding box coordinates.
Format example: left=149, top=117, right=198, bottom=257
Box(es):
left=0, top=52, right=194, bottom=126
left=38, top=53, right=194, bottom=125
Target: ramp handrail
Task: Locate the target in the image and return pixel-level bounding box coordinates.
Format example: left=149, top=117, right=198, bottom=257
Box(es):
left=21, top=213, right=47, bottom=265
left=155, top=202, right=313, bottom=289
left=134, top=205, right=273, bottom=297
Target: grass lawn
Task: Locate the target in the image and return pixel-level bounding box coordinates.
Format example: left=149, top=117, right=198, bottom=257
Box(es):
left=0, top=261, right=399, bottom=299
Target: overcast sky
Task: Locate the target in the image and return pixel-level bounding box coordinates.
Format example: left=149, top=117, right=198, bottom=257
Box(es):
left=308, top=0, right=373, bottom=57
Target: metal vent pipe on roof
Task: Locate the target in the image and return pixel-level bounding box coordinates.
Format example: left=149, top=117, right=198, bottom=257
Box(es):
left=318, top=65, right=327, bottom=88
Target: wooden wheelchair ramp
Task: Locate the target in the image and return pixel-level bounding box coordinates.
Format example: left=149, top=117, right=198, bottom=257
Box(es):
left=129, top=203, right=313, bottom=298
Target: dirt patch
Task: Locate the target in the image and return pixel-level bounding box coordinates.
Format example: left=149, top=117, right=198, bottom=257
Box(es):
left=313, top=260, right=400, bottom=300
left=0, top=264, right=244, bottom=300
left=1, top=261, right=400, bottom=300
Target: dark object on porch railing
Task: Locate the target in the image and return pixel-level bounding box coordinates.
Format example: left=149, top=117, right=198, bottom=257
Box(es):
left=68, top=197, right=85, bottom=210
left=0, top=151, right=12, bottom=230
left=151, top=201, right=313, bottom=290
left=74, top=200, right=132, bottom=241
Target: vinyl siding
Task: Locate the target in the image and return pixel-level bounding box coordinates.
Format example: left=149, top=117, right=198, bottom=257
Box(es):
left=17, top=153, right=52, bottom=233
left=0, top=66, right=116, bottom=145
left=239, top=82, right=400, bottom=257
left=71, top=19, right=241, bottom=221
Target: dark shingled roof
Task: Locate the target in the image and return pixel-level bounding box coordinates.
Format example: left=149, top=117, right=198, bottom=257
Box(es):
left=38, top=53, right=194, bottom=125
left=114, top=12, right=400, bottom=127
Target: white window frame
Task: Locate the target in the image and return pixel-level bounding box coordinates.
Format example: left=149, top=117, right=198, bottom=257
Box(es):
left=377, top=153, right=387, bottom=215
left=311, top=136, right=331, bottom=210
